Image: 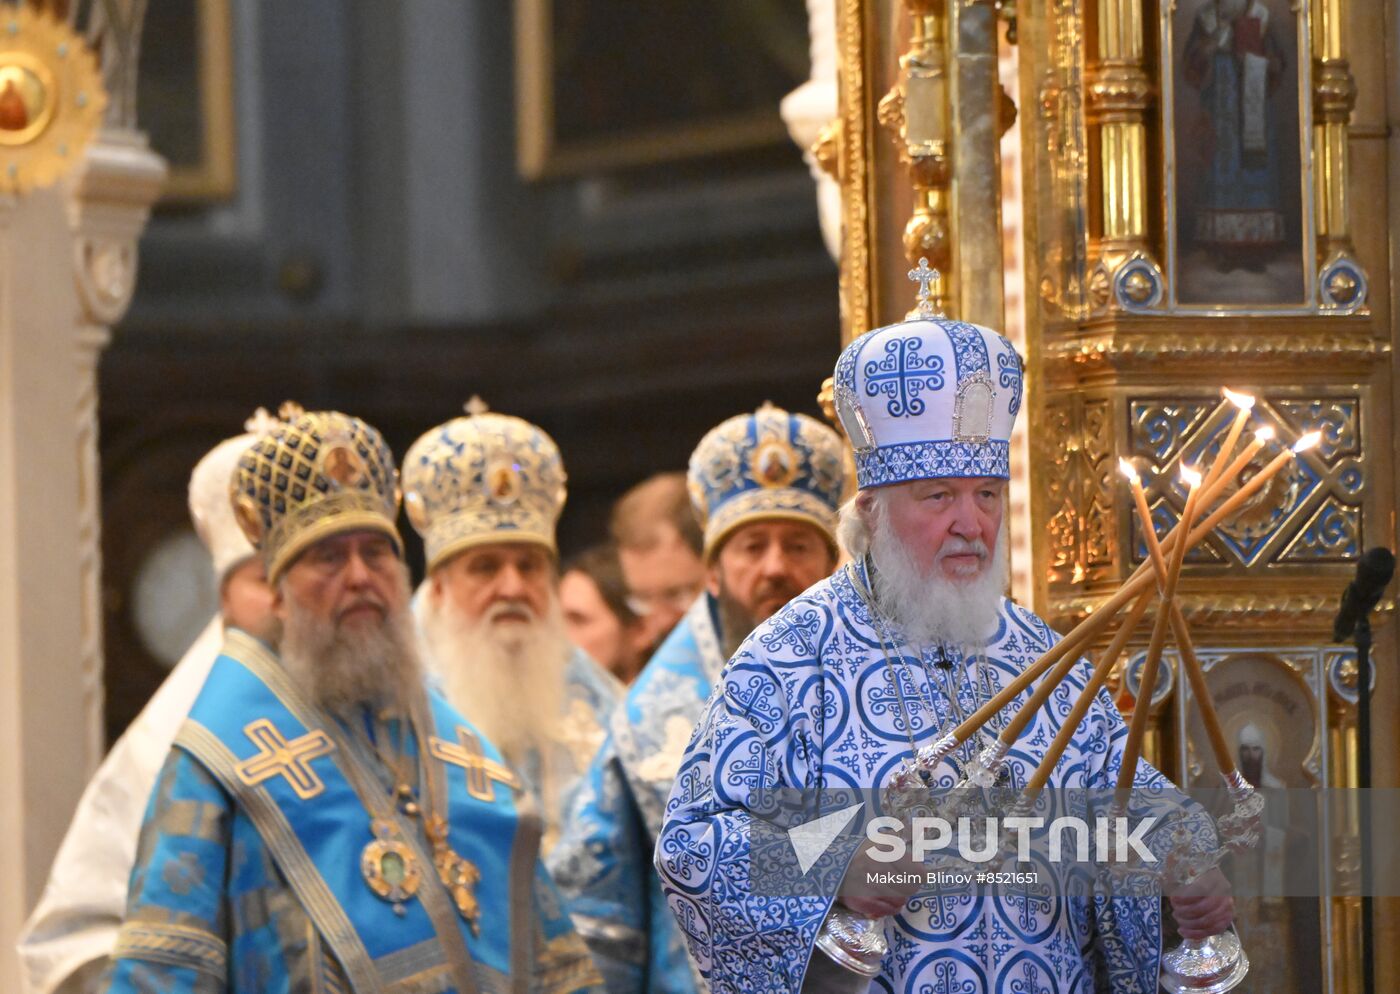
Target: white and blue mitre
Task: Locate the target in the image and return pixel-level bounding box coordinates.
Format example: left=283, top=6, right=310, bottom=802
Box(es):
left=402, top=397, right=567, bottom=569
left=687, top=402, right=847, bottom=560
left=833, top=316, right=1024, bottom=488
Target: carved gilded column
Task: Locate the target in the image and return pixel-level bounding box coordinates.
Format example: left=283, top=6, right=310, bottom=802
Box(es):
left=882, top=0, right=955, bottom=317
left=833, top=0, right=1005, bottom=341
left=1312, top=0, right=1366, bottom=311
left=1084, top=0, right=1163, bottom=311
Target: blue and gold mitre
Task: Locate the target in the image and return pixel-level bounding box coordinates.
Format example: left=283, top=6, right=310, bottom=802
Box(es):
left=229, top=405, right=403, bottom=584
left=833, top=316, right=1023, bottom=490
left=687, top=402, right=847, bottom=561
left=401, top=398, right=567, bottom=572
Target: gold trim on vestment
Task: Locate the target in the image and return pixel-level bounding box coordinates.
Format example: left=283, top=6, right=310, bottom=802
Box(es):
left=536, top=932, right=606, bottom=994
left=112, top=921, right=229, bottom=978
left=175, top=720, right=386, bottom=994
left=509, top=789, right=545, bottom=989
left=219, top=632, right=485, bottom=994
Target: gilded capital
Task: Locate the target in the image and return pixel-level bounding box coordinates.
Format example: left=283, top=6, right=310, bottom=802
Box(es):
left=1085, top=65, right=1154, bottom=122
left=1313, top=59, right=1357, bottom=123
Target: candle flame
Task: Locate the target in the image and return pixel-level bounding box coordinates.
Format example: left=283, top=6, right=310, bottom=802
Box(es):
left=1180, top=464, right=1203, bottom=488
left=1254, top=426, right=1276, bottom=443
left=1222, top=387, right=1256, bottom=410
left=1292, top=431, right=1322, bottom=454
left=1118, top=457, right=1140, bottom=483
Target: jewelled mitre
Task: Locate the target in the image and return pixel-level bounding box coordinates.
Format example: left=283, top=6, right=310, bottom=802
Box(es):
left=833, top=316, right=1024, bottom=489
left=687, top=402, right=847, bottom=561
left=401, top=399, right=567, bottom=572
left=229, top=407, right=403, bottom=584
left=188, top=407, right=282, bottom=582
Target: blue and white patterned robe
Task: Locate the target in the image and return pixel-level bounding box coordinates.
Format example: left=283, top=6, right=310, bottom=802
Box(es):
left=521, top=647, right=623, bottom=856
left=550, top=595, right=725, bottom=993
left=656, top=565, right=1170, bottom=994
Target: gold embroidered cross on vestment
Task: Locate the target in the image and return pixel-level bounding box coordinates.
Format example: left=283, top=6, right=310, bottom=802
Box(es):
left=234, top=718, right=336, bottom=800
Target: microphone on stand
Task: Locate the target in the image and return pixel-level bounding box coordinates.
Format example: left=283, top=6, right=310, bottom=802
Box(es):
left=1332, top=547, right=1394, bottom=642
left=1332, top=546, right=1393, bottom=994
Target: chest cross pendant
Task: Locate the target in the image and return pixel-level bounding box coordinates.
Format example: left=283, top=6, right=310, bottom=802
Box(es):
left=234, top=719, right=336, bottom=800
left=429, top=727, right=520, bottom=802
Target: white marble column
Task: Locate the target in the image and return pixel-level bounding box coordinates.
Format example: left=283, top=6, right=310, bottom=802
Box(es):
left=0, top=127, right=163, bottom=992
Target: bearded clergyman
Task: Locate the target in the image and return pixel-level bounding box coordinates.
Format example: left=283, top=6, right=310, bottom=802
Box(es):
left=101, top=409, right=600, bottom=994
left=550, top=403, right=848, bottom=993
left=406, top=399, right=620, bottom=854
left=655, top=319, right=1234, bottom=994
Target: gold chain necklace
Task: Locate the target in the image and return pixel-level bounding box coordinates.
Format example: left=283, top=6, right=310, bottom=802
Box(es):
left=350, top=698, right=483, bottom=935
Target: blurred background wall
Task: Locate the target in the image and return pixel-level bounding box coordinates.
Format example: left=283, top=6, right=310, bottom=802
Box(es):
left=101, top=0, right=838, bottom=744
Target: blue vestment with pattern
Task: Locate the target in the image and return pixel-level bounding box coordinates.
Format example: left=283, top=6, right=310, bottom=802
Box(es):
left=523, top=647, right=622, bottom=858
left=551, top=596, right=726, bottom=994
left=656, top=565, right=1172, bottom=994
left=101, top=629, right=602, bottom=994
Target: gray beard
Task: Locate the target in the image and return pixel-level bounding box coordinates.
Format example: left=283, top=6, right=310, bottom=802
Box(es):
left=715, top=585, right=758, bottom=659
left=280, top=596, right=424, bottom=718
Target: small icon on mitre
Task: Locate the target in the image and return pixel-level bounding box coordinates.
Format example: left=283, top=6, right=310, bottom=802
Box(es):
left=485, top=460, right=521, bottom=505
left=323, top=444, right=368, bottom=488
left=751, top=439, right=798, bottom=489
left=953, top=373, right=995, bottom=445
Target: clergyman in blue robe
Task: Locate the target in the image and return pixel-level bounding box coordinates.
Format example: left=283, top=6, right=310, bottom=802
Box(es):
left=102, top=409, right=601, bottom=994
left=655, top=319, right=1236, bottom=993
left=404, top=402, right=622, bottom=857
left=550, top=404, right=850, bottom=993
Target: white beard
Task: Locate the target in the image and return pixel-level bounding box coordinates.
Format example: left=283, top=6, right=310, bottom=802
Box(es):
left=868, top=500, right=1008, bottom=651
left=419, top=593, right=570, bottom=769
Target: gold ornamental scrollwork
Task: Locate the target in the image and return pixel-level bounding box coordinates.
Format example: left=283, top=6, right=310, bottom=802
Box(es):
left=1043, top=331, right=1391, bottom=373
left=810, top=118, right=842, bottom=182
left=883, top=0, right=955, bottom=317
left=836, top=0, right=874, bottom=341
left=0, top=6, right=106, bottom=194
left=1055, top=592, right=1393, bottom=631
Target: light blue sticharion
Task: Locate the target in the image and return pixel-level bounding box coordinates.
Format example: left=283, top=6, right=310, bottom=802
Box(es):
left=102, top=629, right=602, bottom=994
left=655, top=566, right=1180, bottom=994
left=549, top=594, right=727, bottom=994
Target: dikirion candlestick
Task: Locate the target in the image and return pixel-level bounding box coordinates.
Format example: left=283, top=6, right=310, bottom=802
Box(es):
left=1123, top=457, right=1239, bottom=782
left=938, top=427, right=1291, bottom=764
left=1115, top=464, right=1204, bottom=796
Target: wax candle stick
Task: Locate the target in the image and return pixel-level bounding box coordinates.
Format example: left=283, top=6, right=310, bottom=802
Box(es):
left=1116, top=464, right=1203, bottom=793
left=949, top=429, right=1314, bottom=748
left=1203, top=389, right=1255, bottom=491
left=1124, top=458, right=1238, bottom=778
left=1023, top=584, right=1156, bottom=793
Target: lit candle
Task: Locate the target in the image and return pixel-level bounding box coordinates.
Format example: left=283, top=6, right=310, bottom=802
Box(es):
left=1185, top=431, right=1320, bottom=547
left=1203, top=389, right=1256, bottom=491
left=1124, top=458, right=1238, bottom=780
left=952, top=429, right=1313, bottom=748
left=1115, top=464, right=1203, bottom=793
